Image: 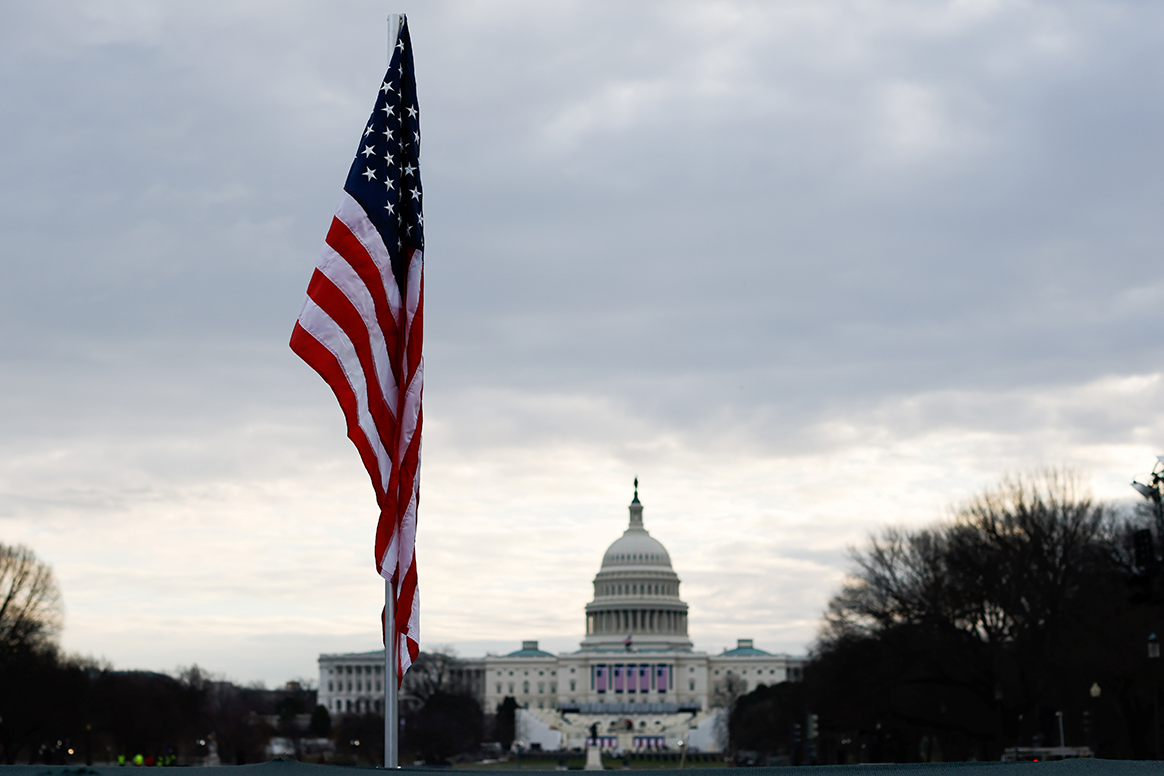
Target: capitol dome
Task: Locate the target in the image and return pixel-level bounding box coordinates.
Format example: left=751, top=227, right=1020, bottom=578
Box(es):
left=600, top=492, right=673, bottom=569
left=580, top=483, right=692, bottom=653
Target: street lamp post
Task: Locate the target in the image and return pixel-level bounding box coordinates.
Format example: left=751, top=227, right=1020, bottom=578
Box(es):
left=994, top=684, right=1004, bottom=757
left=1132, top=457, right=1164, bottom=540
left=1088, top=683, right=1101, bottom=754
left=1150, top=634, right=1161, bottom=759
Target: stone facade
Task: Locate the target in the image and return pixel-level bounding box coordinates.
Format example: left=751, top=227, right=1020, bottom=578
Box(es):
left=317, top=650, right=485, bottom=717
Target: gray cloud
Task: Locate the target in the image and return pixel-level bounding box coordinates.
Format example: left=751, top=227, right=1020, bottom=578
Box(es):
left=1, top=0, right=1163, bottom=683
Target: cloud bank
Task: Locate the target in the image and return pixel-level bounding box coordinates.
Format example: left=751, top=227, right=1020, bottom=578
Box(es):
left=1, top=0, right=1163, bottom=684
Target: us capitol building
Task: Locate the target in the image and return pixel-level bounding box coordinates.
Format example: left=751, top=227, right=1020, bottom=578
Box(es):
left=318, top=486, right=806, bottom=752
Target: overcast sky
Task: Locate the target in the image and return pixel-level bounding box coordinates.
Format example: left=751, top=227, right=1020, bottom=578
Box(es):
left=3, top=0, right=1164, bottom=687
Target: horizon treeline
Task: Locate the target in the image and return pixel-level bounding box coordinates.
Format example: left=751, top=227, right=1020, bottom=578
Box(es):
left=731, top=471, right=1164, bottom=762
left=0, top=655, right=327, bottom=765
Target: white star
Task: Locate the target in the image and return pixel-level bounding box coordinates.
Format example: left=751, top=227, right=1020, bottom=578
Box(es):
left=363, top=125, right=374, bottom=138
left=380, top=80, right=394, bottom=94
left=405, top=225, right=412, bottom=235
left=413, top=131, right=420, bottom=143
left=418, top=214, right=424, bottom=226
left=385, top=202, right=395, bottom=214
left=385, top=178, right=395, bottom=190
left=362, top=167, right=377, bottom=181
left=403, top=162, right=416, bottom=177
left=383, top=128, right=395, bottom=140
left=407, top=105, right=417, bottom=119
left=361, top=144, right=375, bottom=157
left=381, top=104, right=396, bottom=117
left=410, top=187, right=421, bottom=201
left=397, top=39, right=405, bottom=51
left=384, top=153, right=395, bottom=167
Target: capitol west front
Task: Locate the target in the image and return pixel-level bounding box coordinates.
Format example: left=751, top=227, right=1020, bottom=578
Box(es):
left=319, top=488, right=805, bottom=752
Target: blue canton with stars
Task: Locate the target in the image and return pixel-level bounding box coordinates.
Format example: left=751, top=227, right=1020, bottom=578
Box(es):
left=344, top=17, right=423, bottom=298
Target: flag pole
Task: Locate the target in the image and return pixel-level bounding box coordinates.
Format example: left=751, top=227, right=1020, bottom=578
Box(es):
left=385, top=577, right=398, bottom=767
left=383, top=13, right=403, bottom=770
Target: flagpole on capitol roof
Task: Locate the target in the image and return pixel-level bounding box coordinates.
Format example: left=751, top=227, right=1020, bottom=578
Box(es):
left=383, top=9, right=402, bottom=766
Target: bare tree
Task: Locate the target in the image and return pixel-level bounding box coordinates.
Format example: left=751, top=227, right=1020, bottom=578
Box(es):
left=810, top=469, right=1136, bottom=759
left=820, top=469, right=1113, bottom=650
left=711, top=671, right=749, bottom=711
left=402, top=648, right=459, bottom=708
left=0, top=543, right=63, bottom=657
left=711, top=671, right=750, bottom=753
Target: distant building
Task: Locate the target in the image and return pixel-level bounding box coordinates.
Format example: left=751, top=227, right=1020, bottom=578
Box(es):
left=317, top=650, right=388, bottom=716
left=319, top=486, right=806, bottom=752
left=316, top=650, right=483, bottom=715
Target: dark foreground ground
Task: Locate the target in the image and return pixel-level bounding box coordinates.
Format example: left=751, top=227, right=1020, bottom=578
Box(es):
left=1, top=760, right=1163, bottom=776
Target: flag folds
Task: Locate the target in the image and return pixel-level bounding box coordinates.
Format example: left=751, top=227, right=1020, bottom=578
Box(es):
left=290, top=17, right=423, bottom=683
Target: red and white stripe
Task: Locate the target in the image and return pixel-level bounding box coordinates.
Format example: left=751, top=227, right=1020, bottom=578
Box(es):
left=290, top=191, right=423, bottom=682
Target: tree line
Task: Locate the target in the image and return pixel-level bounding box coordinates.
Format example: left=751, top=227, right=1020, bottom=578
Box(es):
left=0, top=544, right=333, bottom=764
left=729, top=470, right=1164, bottom=762
left=0, top=655, right=328, bottom=765
left=0, top=546, right=489, bottom=767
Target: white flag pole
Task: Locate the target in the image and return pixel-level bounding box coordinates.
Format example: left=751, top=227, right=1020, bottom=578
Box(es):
left=384, top=14, right=404, bottom=769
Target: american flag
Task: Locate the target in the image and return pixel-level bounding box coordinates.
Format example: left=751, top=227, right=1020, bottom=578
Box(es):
left=290, top=16, right=423, bottom=683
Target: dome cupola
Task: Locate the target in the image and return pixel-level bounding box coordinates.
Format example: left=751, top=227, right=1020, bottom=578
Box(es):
left=580, top=481, right=692, bottom=652
left=600, top=484, right=672, bottom=569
